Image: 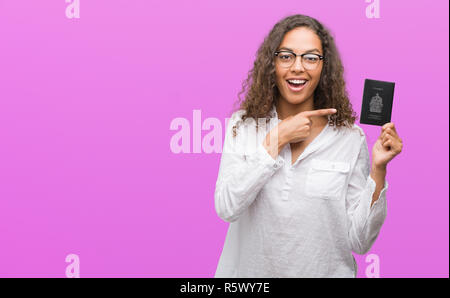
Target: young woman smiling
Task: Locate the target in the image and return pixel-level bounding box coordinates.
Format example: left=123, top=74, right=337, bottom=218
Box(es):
left=214, top=14, right=403, bottom=278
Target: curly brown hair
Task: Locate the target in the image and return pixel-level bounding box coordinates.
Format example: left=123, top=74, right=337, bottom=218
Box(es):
left=231, top=14, right=357, bottom=137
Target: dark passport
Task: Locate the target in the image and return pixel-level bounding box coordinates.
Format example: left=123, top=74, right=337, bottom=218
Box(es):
left=360, top=79, right=395, bottom=126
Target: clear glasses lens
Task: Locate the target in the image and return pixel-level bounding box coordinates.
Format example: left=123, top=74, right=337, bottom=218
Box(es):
left=302, top=54, right=320, bottom=69
left=276, top=52, right=321, bottom=70
left=278, top=52, right=295, bottom=65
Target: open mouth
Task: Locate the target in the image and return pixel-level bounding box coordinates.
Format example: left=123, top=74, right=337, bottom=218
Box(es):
left=286, top=79, right=308, bottom=92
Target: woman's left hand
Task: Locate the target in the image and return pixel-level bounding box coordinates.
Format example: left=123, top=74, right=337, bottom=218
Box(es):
left=372, top=123, right=403, bottom=168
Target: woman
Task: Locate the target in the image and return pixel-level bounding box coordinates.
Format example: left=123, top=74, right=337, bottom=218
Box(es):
left=214, top=14, right=403, bottom=278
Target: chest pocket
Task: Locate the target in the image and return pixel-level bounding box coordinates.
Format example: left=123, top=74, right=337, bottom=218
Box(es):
left=305, top=159, right=350, bottom=200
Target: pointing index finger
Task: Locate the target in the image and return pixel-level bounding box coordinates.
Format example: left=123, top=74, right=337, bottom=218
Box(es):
left=300, top=108, right=337, bottom=118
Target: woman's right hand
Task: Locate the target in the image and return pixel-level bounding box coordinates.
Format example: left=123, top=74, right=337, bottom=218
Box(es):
left=278, top=108, right=337, bottom=144
left=263, top=108, right=337, bottom=159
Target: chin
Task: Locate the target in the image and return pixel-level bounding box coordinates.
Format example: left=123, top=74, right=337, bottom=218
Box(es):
left=282, top=93, right=310, bottom=105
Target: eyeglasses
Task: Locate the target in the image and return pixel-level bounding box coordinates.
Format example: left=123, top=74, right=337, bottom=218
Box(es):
left=274, top=51, right=324, bottom=70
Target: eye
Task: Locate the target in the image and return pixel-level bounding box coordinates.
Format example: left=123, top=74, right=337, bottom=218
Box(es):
left=278, top=52, right=294, bottom=60
left=303, top=54, right=319, bottom=62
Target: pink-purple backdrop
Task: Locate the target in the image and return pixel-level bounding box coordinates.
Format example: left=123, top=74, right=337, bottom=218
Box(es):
left=0, top=0, right=448, bottom=277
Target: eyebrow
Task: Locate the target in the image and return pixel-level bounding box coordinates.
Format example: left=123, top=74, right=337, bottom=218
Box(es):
left=278, top=47, right=321, bottom=54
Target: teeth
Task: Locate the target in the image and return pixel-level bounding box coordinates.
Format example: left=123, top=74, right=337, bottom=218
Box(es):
left=288, top=79, right=307, bottom=84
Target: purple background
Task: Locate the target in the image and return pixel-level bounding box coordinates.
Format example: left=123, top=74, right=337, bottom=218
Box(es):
left=0, top=0, right=448, bottom=277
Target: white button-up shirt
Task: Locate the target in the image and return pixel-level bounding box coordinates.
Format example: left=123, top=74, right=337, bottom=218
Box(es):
left=214, top=104, right=388, bottom=278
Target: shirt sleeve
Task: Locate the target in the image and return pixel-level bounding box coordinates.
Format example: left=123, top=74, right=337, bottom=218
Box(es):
left=345, top=135, right=388, bottom=255
left=214, top=111, right=285, bottom=223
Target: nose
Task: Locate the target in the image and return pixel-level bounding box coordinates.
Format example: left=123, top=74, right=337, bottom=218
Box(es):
left=290, top=56, right=305, bottom=72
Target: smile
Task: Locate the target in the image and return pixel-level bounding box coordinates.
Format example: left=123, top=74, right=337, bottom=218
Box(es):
left=286, top=79, right=308, bottom=92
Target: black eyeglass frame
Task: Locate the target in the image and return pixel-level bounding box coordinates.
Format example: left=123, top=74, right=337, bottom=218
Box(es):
left=274, top=50, right=325, bottom=67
